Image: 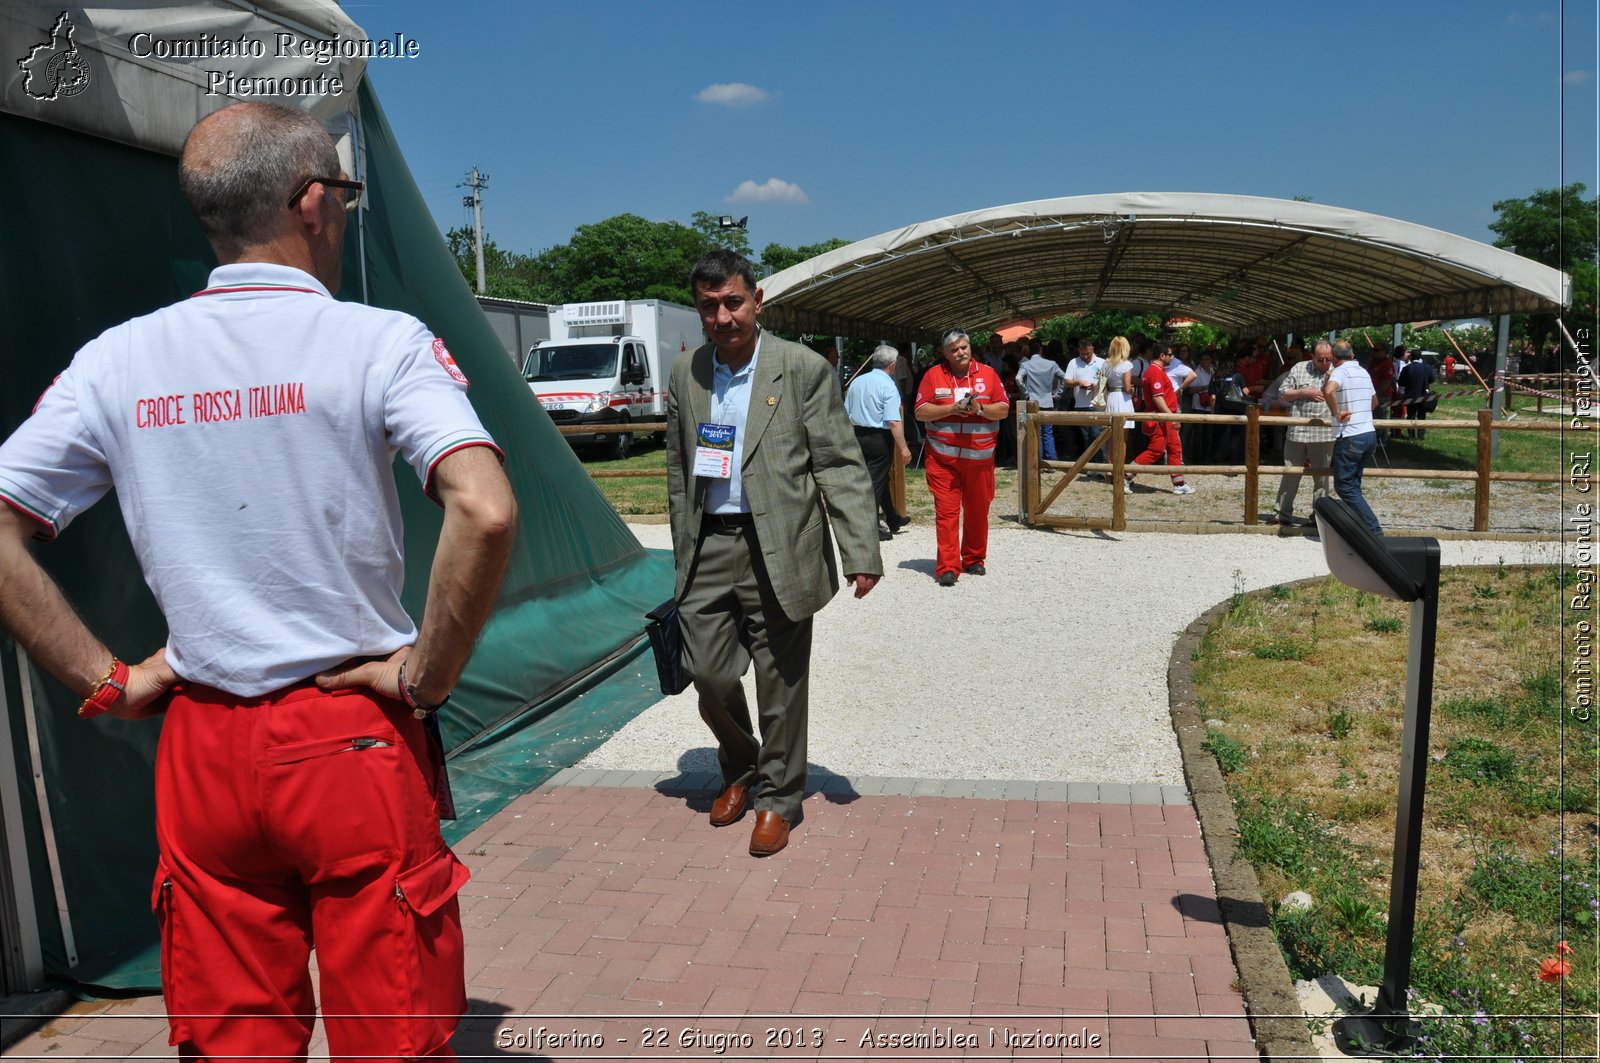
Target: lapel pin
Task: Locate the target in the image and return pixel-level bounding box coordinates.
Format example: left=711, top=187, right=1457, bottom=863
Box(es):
left=767, top=396, right=777, bottom=406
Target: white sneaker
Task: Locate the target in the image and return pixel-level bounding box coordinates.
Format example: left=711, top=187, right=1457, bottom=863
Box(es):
left=1172, top=483, right=1196, bottom=495
left=1123, top=480, right=1134, bottom=495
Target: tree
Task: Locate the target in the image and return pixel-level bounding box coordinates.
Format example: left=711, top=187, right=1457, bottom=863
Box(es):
left=1034, top=310, right=1164, bottom=348
left=1488, top=183, right=1597, bottom=354
left=444, top=227, right=546, bottom=301
left=1489, top=182, right=1598, bottom=272
left=1568, top=260, right=1599, bottom=328
left=530, top=213, right=705, bottom=305
left=760, top=238, right=850, bottom=277
left=1174, top=322, right=1231, bottom=352
left=446, top=214, right=864, bottom=310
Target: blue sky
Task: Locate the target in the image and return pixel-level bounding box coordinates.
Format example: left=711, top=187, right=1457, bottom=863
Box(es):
left=348, top=0, right=1597, bottom=261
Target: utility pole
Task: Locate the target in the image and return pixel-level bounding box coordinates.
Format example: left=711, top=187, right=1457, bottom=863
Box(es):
left=461, top=168, right=488, bottom=294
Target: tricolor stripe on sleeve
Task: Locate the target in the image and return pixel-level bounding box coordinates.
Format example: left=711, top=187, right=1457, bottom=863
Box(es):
left=0, top=489, right=59, bottom=542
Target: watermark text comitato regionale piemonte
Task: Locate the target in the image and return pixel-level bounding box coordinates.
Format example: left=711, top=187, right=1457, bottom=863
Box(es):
left=127, top=28, right=420, bottom=97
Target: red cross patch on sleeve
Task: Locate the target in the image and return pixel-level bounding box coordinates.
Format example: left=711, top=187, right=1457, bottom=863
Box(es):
left=432, top=338, right=469, bottom=385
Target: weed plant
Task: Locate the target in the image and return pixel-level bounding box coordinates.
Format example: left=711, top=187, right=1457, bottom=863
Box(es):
left=1203, top=729, right=1250, bottom=774
left=1193, top=565, right=1597, bottom=1060
left=1325, top=707, right=1354, bottom=740
left=1251, top=636, right=1313, bottom=661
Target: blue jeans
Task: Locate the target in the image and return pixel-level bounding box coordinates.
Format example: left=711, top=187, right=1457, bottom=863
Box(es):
left=1040, top=408, right=1057, bottom=462
left=1331, top=433, right=1382, bottom=535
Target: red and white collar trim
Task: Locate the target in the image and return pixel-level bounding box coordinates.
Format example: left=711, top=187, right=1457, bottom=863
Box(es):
left=190, top=264, right=332, bottom=300
left=191, top=282, right=325, bottom=298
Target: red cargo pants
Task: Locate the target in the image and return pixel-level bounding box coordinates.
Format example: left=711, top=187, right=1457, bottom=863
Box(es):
left=924, top=450, right=995, bottom=578
left=153, top=681, right=468, bottom=1061
left=1133, top=420, right=1186, bottom=485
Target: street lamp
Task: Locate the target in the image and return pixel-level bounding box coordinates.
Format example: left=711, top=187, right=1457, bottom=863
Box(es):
left=1312, top=496, right=1440, bottom=1055
left=717, top=215, right=748, bottom=231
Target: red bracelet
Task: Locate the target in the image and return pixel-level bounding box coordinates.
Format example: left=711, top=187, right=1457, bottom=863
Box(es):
left=78, top=658, right=129, bottom=719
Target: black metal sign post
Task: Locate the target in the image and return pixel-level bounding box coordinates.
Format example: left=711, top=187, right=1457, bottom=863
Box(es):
left=1311, top=497, right=1441, bottom=1054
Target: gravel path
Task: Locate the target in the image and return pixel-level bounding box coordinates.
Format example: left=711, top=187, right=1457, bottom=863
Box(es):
left=579, top=522, right=1564, bottom=787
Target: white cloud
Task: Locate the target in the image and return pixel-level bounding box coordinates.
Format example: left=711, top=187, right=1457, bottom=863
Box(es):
left=694, top=83, right=771, bottom=107
left=726, top=178, right=810, bottom=205
left=1564, top=69, right=1593, bottom=85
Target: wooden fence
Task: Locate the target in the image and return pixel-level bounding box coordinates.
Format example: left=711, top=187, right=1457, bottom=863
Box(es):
left=1015, top=403, right=1592, bottom=533
left=564, top=407, right=1591, bottom=535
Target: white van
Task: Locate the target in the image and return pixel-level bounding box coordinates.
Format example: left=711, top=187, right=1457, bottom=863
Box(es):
left=524, top=299, right=701, bottom=458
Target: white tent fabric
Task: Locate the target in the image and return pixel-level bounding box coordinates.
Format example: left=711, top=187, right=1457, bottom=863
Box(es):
left=3, top=1, right=366, bottom=164
left=759, top=192, right=1571, bottom=341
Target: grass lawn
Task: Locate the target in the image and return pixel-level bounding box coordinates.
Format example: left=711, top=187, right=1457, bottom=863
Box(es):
left=570, top=437, right=670, bottom=515
left=1382, top=392, right=1572, bottom=476
left=1194, top=566, right=1597, bottom=1060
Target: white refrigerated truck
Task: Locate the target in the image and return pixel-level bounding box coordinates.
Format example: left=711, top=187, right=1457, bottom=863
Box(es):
left=523, top=298, right=702, bottom=459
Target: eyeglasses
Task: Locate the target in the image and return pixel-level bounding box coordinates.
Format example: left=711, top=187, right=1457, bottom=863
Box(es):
left=286, top=176, right=364, bottom=213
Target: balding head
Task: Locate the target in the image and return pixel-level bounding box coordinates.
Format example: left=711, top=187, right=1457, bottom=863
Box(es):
left=180, top=103, right=340, bottom=258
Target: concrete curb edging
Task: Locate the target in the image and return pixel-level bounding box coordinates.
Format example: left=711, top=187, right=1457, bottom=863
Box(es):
left=1169, top=594, right=1318, bottom=1063
left=0, top=989, right=76, bottom=1050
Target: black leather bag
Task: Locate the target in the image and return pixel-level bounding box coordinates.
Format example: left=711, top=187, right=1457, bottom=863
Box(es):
left=645, top=598, right=692, bottom=695
left=1214, top=374, right=1252, bottom=414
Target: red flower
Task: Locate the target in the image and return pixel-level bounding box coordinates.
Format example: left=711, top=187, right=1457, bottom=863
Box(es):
left=1557, top=940, right=1575, bottom=956
left=1538, top=957, right=1571, bottom=984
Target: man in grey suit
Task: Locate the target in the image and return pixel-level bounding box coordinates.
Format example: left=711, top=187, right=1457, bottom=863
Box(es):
left=666, top=250, right=883, bottom=856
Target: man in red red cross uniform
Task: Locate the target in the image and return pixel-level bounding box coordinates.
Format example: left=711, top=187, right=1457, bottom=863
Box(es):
left=1131, top=340, right=1194, bottom=494
left=914, top=329, right=1010, bottom=586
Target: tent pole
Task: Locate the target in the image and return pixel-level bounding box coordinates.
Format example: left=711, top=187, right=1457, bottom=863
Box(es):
left=0, top=649, right=44, bottom=990
left=14, top=649, right=77, bottom=968
left=353, top=115, right=371, bottom=306
left=1491, top=314, right=1510, bottom=459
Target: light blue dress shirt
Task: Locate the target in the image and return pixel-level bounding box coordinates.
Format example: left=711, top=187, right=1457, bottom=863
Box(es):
left=844, top=368, right=901, bottom=429
left=704, top=333, right=762, bottom=514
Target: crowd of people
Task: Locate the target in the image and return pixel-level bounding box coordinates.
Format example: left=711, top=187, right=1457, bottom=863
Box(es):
left=836, top=327, right=1424, bottom=541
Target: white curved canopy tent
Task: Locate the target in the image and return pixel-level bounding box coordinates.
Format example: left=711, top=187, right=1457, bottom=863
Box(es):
left=759, top=192, right=1570, bottom=343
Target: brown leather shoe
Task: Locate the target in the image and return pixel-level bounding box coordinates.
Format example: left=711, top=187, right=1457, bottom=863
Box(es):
left=709, top=784, right=749, bottom=827
left=748, top=810, right=790, bottom=856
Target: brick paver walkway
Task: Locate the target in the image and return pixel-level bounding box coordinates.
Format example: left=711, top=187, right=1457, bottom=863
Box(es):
left=5, top=773, right=1255, bottom=1062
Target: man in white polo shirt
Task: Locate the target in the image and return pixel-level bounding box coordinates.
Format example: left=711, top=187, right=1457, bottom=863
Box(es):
left=1323, top=338, right=1382, bottom=535
left=0, top=103, right=516, bottom=1060
left=1061, top=338, right=1106, bottom=463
